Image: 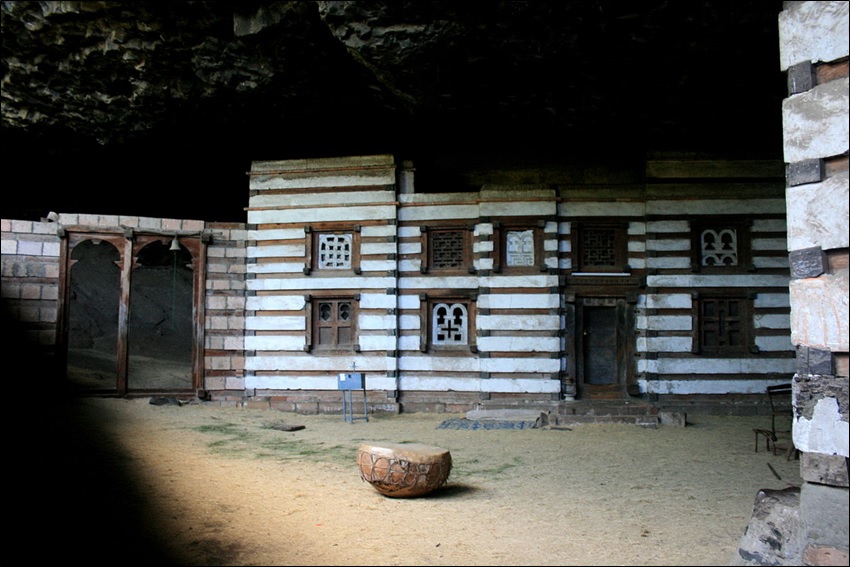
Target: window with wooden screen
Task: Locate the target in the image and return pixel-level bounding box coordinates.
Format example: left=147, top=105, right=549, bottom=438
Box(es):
left=692, top=292, right=754, bottom=354
left=420, top=224, right=473, bottom=274
left=306, top=294, right=359, bottom=352
left=571, top=222, right=628, bottom=273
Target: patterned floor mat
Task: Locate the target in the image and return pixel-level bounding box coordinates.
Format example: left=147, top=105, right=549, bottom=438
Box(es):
left=437, top=418, right=537, bottom=430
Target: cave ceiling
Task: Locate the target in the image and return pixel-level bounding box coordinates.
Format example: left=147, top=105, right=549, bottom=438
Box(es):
left=2, top=1, right=787, bottom=222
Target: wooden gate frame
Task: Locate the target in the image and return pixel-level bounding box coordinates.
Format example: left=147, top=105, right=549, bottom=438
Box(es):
left=56, top=228, right=208, bottom=396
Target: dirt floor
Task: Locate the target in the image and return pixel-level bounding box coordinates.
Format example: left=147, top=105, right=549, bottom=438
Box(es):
left=11, top=396, right=803, bottom=566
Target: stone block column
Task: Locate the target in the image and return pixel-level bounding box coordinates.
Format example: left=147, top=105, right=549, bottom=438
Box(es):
left=780, top=2, right=849, bottom=564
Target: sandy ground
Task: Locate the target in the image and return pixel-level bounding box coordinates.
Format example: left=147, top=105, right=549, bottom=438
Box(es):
left=11, top=397, right=802, bottom=566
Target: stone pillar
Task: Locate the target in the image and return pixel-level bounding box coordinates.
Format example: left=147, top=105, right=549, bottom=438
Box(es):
left=780, top=2, right=849, bottom=564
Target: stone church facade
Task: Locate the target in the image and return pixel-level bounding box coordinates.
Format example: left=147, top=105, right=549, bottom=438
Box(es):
left=1, top=152, right=796, bottom=413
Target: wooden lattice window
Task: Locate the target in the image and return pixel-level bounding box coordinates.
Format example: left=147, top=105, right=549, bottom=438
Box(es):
left=692, top=292, right=754, bottom=354
left=305, top=294, right=360, bottom=352
left=572, top=223, right=628, bottom=273
left=420, top=224, right=473, bottom=274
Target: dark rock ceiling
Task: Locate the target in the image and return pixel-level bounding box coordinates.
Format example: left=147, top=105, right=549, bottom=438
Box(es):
left=2, top=1, right=787, bottom=222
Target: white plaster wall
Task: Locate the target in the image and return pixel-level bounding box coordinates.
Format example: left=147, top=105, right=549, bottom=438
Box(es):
left=247, top=262, right=303, bottom=274
left=248, top=204, right=397, bottom=224
left=646, top=199, right=787, bottom=216
left=245, top=335, right=305, bottom=350
left=247, top=227, right=303, bottom=241
left=640, top=378, right=795, bottom=395
left=558, top=202, right=645, bottom=217
left=477, top=336, right=560, bottom=352
left=246, top=295, right=306, bottom=311
left=639, top=358, right=797, bottom=375
left=647, top=274, right=791, bottom=288
left=793, top=397, right=850, bottom=457
left=249, top=190, right=395, bottom=209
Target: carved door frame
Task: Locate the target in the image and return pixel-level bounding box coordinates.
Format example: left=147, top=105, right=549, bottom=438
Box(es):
left=563, top=293, right=637, bottom=400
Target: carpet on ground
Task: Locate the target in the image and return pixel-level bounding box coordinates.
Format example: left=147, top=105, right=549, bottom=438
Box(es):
left=437, top=418, right=537, bottom=430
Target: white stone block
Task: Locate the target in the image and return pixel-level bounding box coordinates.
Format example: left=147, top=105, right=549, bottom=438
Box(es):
left=782, top=79, right=850, bottom=163
left=362, top=242, right=396, bottom=255
left=245, top=316, right=305, bottom=331
left=477, top=336, right=560, bottom=352
left=647, top=274, right=791, bottom=288
left=478, top=293, right=559, bottom=309
left=246, top=295, right=306, bottom=311
left=248, top=205, right=397, bottom=225
left=359, top=293, right=396, bottom=309
left=756, top=335, right=795, bottom=352
left=638, top=315, right=692, bottom=331
left=248, top=244, right=305, bottom=258
left=779, top=1, right=849, bottom=70
left=248, top=228, right=306, bottom=241
left=786, top=171, right=849, bottom=251
left=644, top=293, right=692, bottom=310
left=478, top=314, right=560, bottom=331
left=790, top=271, right=850, bottom=350
left=245, top=335, right=305, bottom=351
left=754, top=313, right=792, bottom=329
left=754, top=293, right=790, bottom=309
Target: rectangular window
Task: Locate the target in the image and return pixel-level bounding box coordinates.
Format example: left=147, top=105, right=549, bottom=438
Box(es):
left=693, top=292, right=753, bottom=354
left=306, top=294, right=359, bottom=352
left=571, top=222, right=628, bottom=273
left=420, top=224, right=473, bottom=274
left=304, top=225, right=361, bottom=274
left=317, top=233, right=352, bottom=269
left=690, top=219, right=751, bottom=272
left=492, top=219, right=545, bottom=273
left=419, top=293, right=477, bottom=353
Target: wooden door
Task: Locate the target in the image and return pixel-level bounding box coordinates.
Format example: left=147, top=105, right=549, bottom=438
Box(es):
left=583, top=306, right=618, bottom=385
left=576, top=297, right=633, bottom=398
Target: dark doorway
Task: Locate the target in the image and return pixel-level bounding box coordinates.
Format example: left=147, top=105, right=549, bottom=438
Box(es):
left=583, top=306, right=618, bottom=385
left=128, top=239, right=194, bottom=391
left=576, top=297, right=634, bottom=399
left=66, top=239, right=121, bottom=392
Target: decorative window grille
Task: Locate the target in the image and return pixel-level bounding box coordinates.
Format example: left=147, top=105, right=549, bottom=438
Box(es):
left=700, top=228, right=738, bottom=266
left=432, top=303, right=468, bottom=345
left=699, top=297, right=742, bottom=348
left=431, top=230, right=465, bottom=269
left=316, top=298, right=353, bottom=346
left=506, top=230, right=535, bottom=266
left=581, top=228, right=617, bottom=268
left=317, top=234, right=352, bottom=269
